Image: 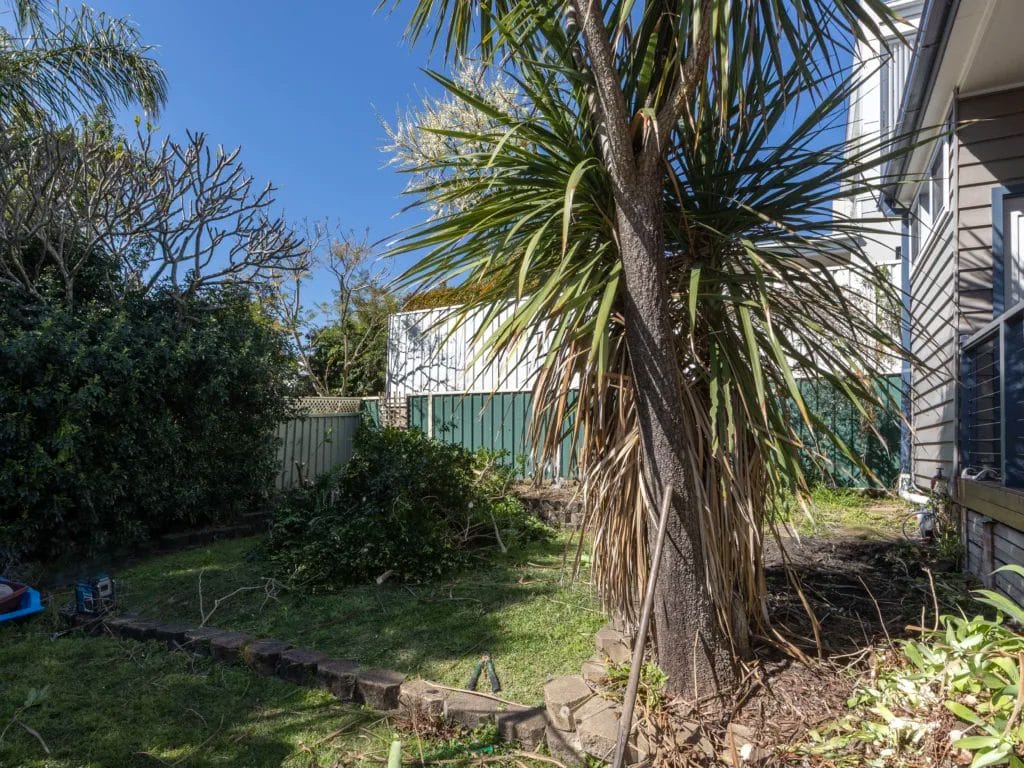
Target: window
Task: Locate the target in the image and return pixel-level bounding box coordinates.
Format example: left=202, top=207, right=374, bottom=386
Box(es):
left=1003, top=194, right=1024, bottom=309
left=908, top=213, right=919, bottom=265
left=930, top=152, right=945, bottom=216
left=919, top=180, right=931, bottom=221
left=909, top=137, right=950, bottom=263
left=879, top=37, right=913, bottom=143
left=914, top=182, right=931, bottom=256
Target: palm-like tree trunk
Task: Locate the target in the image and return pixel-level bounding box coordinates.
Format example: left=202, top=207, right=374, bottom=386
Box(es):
left=615, top=170, right=736, bottom=697
left=389, top=0, right=902, bottom=705
left=570, top=0, right=734, bottom=698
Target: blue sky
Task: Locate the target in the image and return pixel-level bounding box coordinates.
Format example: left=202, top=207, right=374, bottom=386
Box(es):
left=100, top=1, right=443, bottom=299
left=95, top=2, right=855, bottom=309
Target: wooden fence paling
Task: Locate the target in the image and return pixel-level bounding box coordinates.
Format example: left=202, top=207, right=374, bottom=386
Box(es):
left=276, top=412, right=361, bottom=489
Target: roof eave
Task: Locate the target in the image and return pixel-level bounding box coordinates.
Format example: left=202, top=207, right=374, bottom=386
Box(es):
left=880, top=0, right=961, bottom=208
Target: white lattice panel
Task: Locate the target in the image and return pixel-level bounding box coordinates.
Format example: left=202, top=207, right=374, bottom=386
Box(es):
left=294, top=397, right=363, bottom=415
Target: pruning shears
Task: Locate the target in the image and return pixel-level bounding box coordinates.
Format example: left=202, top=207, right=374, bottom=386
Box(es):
left=466, top=652, right=501, bottom=693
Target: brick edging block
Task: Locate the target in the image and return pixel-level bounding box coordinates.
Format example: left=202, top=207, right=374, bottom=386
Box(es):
left=356, top=668, right=406, bottom=710
left=209, top=631, right=253, bottom=663
left=99, top=617, right=554, bottom=756
left=243, top=639, right=294, bottom=676
left=278, top=647, right=328, bottom=686
left=318, top=658, right=361, bottom=701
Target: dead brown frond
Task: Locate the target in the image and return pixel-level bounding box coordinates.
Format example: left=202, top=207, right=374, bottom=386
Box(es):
left=529, top=317, right=772, bottom=663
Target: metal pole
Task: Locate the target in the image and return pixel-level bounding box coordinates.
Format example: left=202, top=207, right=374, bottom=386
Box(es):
left=427, top=393, right=435, bottom=438
left=611, top=483, right=673, bottom=768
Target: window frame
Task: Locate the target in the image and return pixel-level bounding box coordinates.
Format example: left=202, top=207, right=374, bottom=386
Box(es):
left=909, top=134, right=951, bottom=266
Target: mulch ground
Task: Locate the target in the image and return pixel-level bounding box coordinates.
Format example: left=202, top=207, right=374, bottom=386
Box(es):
left=656, top=533, right=973, bottom=766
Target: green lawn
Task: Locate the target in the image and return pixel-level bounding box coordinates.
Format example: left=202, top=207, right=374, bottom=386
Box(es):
left=0, top=532, right=603, bottom=767
left=0, top=625, right=545, bottom=768
left=114, top=532, right=605, bottom=705
left=789, top=487, right=909, bottom=539
left=0, top=627, right=377, bottom=767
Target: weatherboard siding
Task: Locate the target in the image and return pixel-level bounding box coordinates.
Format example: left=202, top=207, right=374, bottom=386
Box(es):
left=955, top=87, right=1024, bottom=587
left=957, top=87, right=1024, bottom=333
left=387, top=305, right=549, bottom=396
left=962, top=486, right=1024, bottom=604
left=910, top=212, right=957, bottom=489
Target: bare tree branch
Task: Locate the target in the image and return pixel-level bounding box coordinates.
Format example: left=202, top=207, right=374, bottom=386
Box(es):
left=0, top=123, right=306, bottom=309
left=265, top=222, right=394, bottom=396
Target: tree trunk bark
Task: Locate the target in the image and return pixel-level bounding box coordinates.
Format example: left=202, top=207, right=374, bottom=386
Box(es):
left=614, top=171, right=737, bottom=702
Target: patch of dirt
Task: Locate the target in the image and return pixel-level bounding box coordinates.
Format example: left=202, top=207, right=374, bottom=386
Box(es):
left=657, top=534, right=973, bottom=766
left=762, top=534, right=960, bottom=656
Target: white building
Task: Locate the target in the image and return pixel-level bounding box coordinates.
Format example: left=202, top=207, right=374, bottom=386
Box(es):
left=387, top=303, right=549, bottom=396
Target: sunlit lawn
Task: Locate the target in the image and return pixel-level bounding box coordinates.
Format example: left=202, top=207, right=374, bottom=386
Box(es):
left=0, top=626, right=415, bottom=768
left=0, top=532, right=604, bottom=766
left=116, top=532, right=605, bottom=705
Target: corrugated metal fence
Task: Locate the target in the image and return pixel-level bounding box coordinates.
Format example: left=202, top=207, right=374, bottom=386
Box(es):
left=407, top=391, right=575, bottom=479
left=276, top=399, right=363, bottom=489
left=278, top=379, right=903, bottom=490
left=794, top=375, right=903, bottom=488
left=394, top=377, right=903, bottom=488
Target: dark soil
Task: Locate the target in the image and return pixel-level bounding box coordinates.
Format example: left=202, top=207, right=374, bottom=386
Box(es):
left=761, top=534, right=963, bottom=656
left=661, top=534, right=974, bottom=766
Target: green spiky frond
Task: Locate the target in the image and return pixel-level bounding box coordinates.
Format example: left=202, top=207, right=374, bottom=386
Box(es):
left=386, top=1, right=912, bottom=647
left=0, top=0, right=166, bottom=125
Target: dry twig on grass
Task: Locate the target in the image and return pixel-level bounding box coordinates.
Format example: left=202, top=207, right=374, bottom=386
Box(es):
left=196, top=568, right=282, bottom=627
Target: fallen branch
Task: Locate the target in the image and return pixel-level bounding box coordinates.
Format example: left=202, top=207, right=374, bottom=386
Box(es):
left=429, top=683, right=522, bottom=707
left=197, top=569, right=281, bottom=627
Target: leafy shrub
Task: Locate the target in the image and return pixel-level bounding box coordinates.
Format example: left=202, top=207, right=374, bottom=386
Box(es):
left=269, top=425, right=551, bottom=588
left=0, top=287, right=292, bottom=567
left=804, top=565, right=1024, bottom=768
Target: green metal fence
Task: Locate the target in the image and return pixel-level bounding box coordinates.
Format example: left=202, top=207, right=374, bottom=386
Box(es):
left=407, top=392, right=576, bottom=479
left=793, top=374, right=902, bottom=489
left=361, top=397, right=381, bottom=427
left=276, top=412, right=361, bottom=489
left=366, top=376, right=903, bottom=488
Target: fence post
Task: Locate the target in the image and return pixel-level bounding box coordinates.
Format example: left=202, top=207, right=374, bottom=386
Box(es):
left=427, top=393, right=435, bottom=438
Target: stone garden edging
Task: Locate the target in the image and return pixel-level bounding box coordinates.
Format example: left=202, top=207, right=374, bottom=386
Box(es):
left=96, top=615, right=648, bottom=766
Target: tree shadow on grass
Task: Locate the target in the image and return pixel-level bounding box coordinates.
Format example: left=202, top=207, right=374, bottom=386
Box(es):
left=0, top=627, right=383, bottom=768
left=117, top=534, right=605, bottom=704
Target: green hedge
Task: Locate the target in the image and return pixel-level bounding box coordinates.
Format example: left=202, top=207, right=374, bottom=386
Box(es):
left=0, top=288, right=292, bottom=566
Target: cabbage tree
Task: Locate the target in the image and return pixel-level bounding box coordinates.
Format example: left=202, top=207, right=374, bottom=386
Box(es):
left=385, top=0, right=905, bottom=701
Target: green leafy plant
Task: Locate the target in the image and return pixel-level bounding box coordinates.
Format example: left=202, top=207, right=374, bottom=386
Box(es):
left=269, top=425, right=552, bottom=588
left=0, top=0, right=166, bottom=125
left=0, top=286, right=293, bottom=567
left=604, top=661, right=669, bottom=711
left=804, top=565, right=1024, bottom=768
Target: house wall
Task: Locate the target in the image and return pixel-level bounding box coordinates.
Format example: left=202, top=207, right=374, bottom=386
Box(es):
left=909, top=124, right=958, bottom=488
left=955, top=87, right=1024, bottom=589
left=386, top=304, right=548, bottom=396
left=961, top=482, right=1024, bottom=605
left=832, top=0, right=921, bottom=320
left=957, top=87, right=1024, bottom=332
